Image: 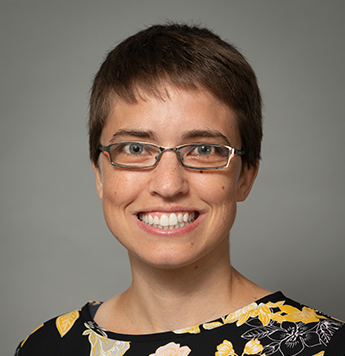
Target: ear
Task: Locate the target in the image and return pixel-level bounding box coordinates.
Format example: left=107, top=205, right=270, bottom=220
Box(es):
left=92, top=162, right=104, bottom=200
left=236, top=163, right=259, bottom=202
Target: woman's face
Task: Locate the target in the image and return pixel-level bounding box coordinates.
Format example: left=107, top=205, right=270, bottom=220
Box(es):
left=93, top=87, right=257, bottom=270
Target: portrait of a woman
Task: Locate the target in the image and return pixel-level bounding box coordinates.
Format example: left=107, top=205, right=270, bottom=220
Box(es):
left=14, top=22, right=345, bottom=356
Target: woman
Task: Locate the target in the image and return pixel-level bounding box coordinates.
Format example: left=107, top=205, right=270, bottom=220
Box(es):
left=16, top=23, right=344, bottom=356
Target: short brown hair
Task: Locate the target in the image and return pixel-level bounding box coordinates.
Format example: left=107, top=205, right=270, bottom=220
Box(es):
left=89, top=23, right=262, bottom=168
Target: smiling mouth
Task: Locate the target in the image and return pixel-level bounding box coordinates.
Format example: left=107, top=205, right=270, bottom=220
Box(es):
left=138, top=212, right=198, bottom=229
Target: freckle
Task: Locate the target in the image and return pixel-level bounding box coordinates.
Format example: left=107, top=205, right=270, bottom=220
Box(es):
left=222, top=186, right=225, bottom=190
left=195, top=265, right=198, bottom=269
left=199, top=170, right=203, bottom=173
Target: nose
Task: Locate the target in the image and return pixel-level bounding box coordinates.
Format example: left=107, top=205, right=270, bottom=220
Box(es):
left=148, top=150, right=189, bottom=198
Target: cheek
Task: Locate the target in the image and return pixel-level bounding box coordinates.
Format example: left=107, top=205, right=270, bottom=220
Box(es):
left=102, top=172, right=140, bottom=207
left=216, top=181, right=238, bottom=229
left=196, top=173, right=238, bottom=210
left=101, top=173, right=144, bottom=238
left=197, top=175, right=238, bottom=237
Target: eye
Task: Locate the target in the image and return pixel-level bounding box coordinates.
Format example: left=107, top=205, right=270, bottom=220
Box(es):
left=124, top=143, right=145, bottom=155
left=195, top=144, right=214, bottom=155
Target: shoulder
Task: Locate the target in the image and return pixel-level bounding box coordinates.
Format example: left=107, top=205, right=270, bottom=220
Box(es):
left=250, top=292, right=345, bottom=355
left=15, top=301, right=100, bottom=356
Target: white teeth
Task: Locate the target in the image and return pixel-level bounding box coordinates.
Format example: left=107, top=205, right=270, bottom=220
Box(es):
left=160, top=214, right=169, bottom=227
left=139, top=212, right=197, bottom=229
left=169, top=213, right=177, bottom=226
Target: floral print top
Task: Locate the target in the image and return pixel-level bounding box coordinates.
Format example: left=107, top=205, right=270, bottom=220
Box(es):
left=15, top=292, right=345, bottom=356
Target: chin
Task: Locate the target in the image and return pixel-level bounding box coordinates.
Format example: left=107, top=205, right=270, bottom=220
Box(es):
left=130, top=249, right=204, bottom=271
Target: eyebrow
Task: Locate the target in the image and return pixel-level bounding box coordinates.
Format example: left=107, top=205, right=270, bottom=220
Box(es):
left=110, top=129, right=158, bottom=142
left=181, top=130, right=231, bottom=146
left=110, top=129, right=231, bottom=146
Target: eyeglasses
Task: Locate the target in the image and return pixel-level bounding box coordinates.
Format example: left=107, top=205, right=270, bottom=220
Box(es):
left=99, top=142, right=244, bottom=170
left=100, top=142, right=244, bottom=170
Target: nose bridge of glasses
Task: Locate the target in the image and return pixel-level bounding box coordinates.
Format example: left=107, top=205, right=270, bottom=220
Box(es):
left=157, top=146, right=183, bottom=164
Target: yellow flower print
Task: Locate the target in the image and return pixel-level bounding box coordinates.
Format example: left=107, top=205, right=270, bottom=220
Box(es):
left=202, top=300, right=287, bottom=331
left=215, top=340, right=237, bottom=356
left=82, top=323, right=130, bottom=356
left=56, top=309, right=81, bottom=337
left=173, top=325, right=200, bottom=334
left=216, top=339, right=266, bottom=356
left=280, top=305, right=327, bottom=323
left=149, top=342, right=191, bottom=356
left=253, top=304, right=284, bottom=326
left=241, top=339, right=263, bottom=355
left=223, top=302, right=284, bottom=327
left=223, top=303, right=258, bottom=326
left=266, top=301, right=285, bottom=309
left=203, top=321, right=224, bottom=330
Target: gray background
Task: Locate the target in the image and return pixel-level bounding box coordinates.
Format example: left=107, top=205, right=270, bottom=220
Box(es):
left=1, top=1, right=344, bottom=354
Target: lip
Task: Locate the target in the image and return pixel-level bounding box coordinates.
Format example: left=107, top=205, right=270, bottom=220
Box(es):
left=134, top=207, right=203, bottom=236
left=136, top=205, right=201, bottom=214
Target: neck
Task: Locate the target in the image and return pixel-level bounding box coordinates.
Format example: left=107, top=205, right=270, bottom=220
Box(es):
left=95, top=241, right=270, bottom=334
left=125, top=250, right=233, bottom=333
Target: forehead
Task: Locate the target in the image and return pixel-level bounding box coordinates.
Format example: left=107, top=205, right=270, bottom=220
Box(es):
left=102, top=87, right=241, bottom=147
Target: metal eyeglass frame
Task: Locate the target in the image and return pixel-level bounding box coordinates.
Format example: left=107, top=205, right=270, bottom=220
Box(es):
left=99, top=142, right=244, bottom=170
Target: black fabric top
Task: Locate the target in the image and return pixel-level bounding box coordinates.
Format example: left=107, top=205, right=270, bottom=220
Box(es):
left=15, top=292, right=345, bottom=356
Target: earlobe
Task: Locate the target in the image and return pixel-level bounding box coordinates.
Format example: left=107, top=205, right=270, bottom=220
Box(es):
left=236, top=164, right=259, bottom=202
left=92, top=162, right=104, bottom=200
